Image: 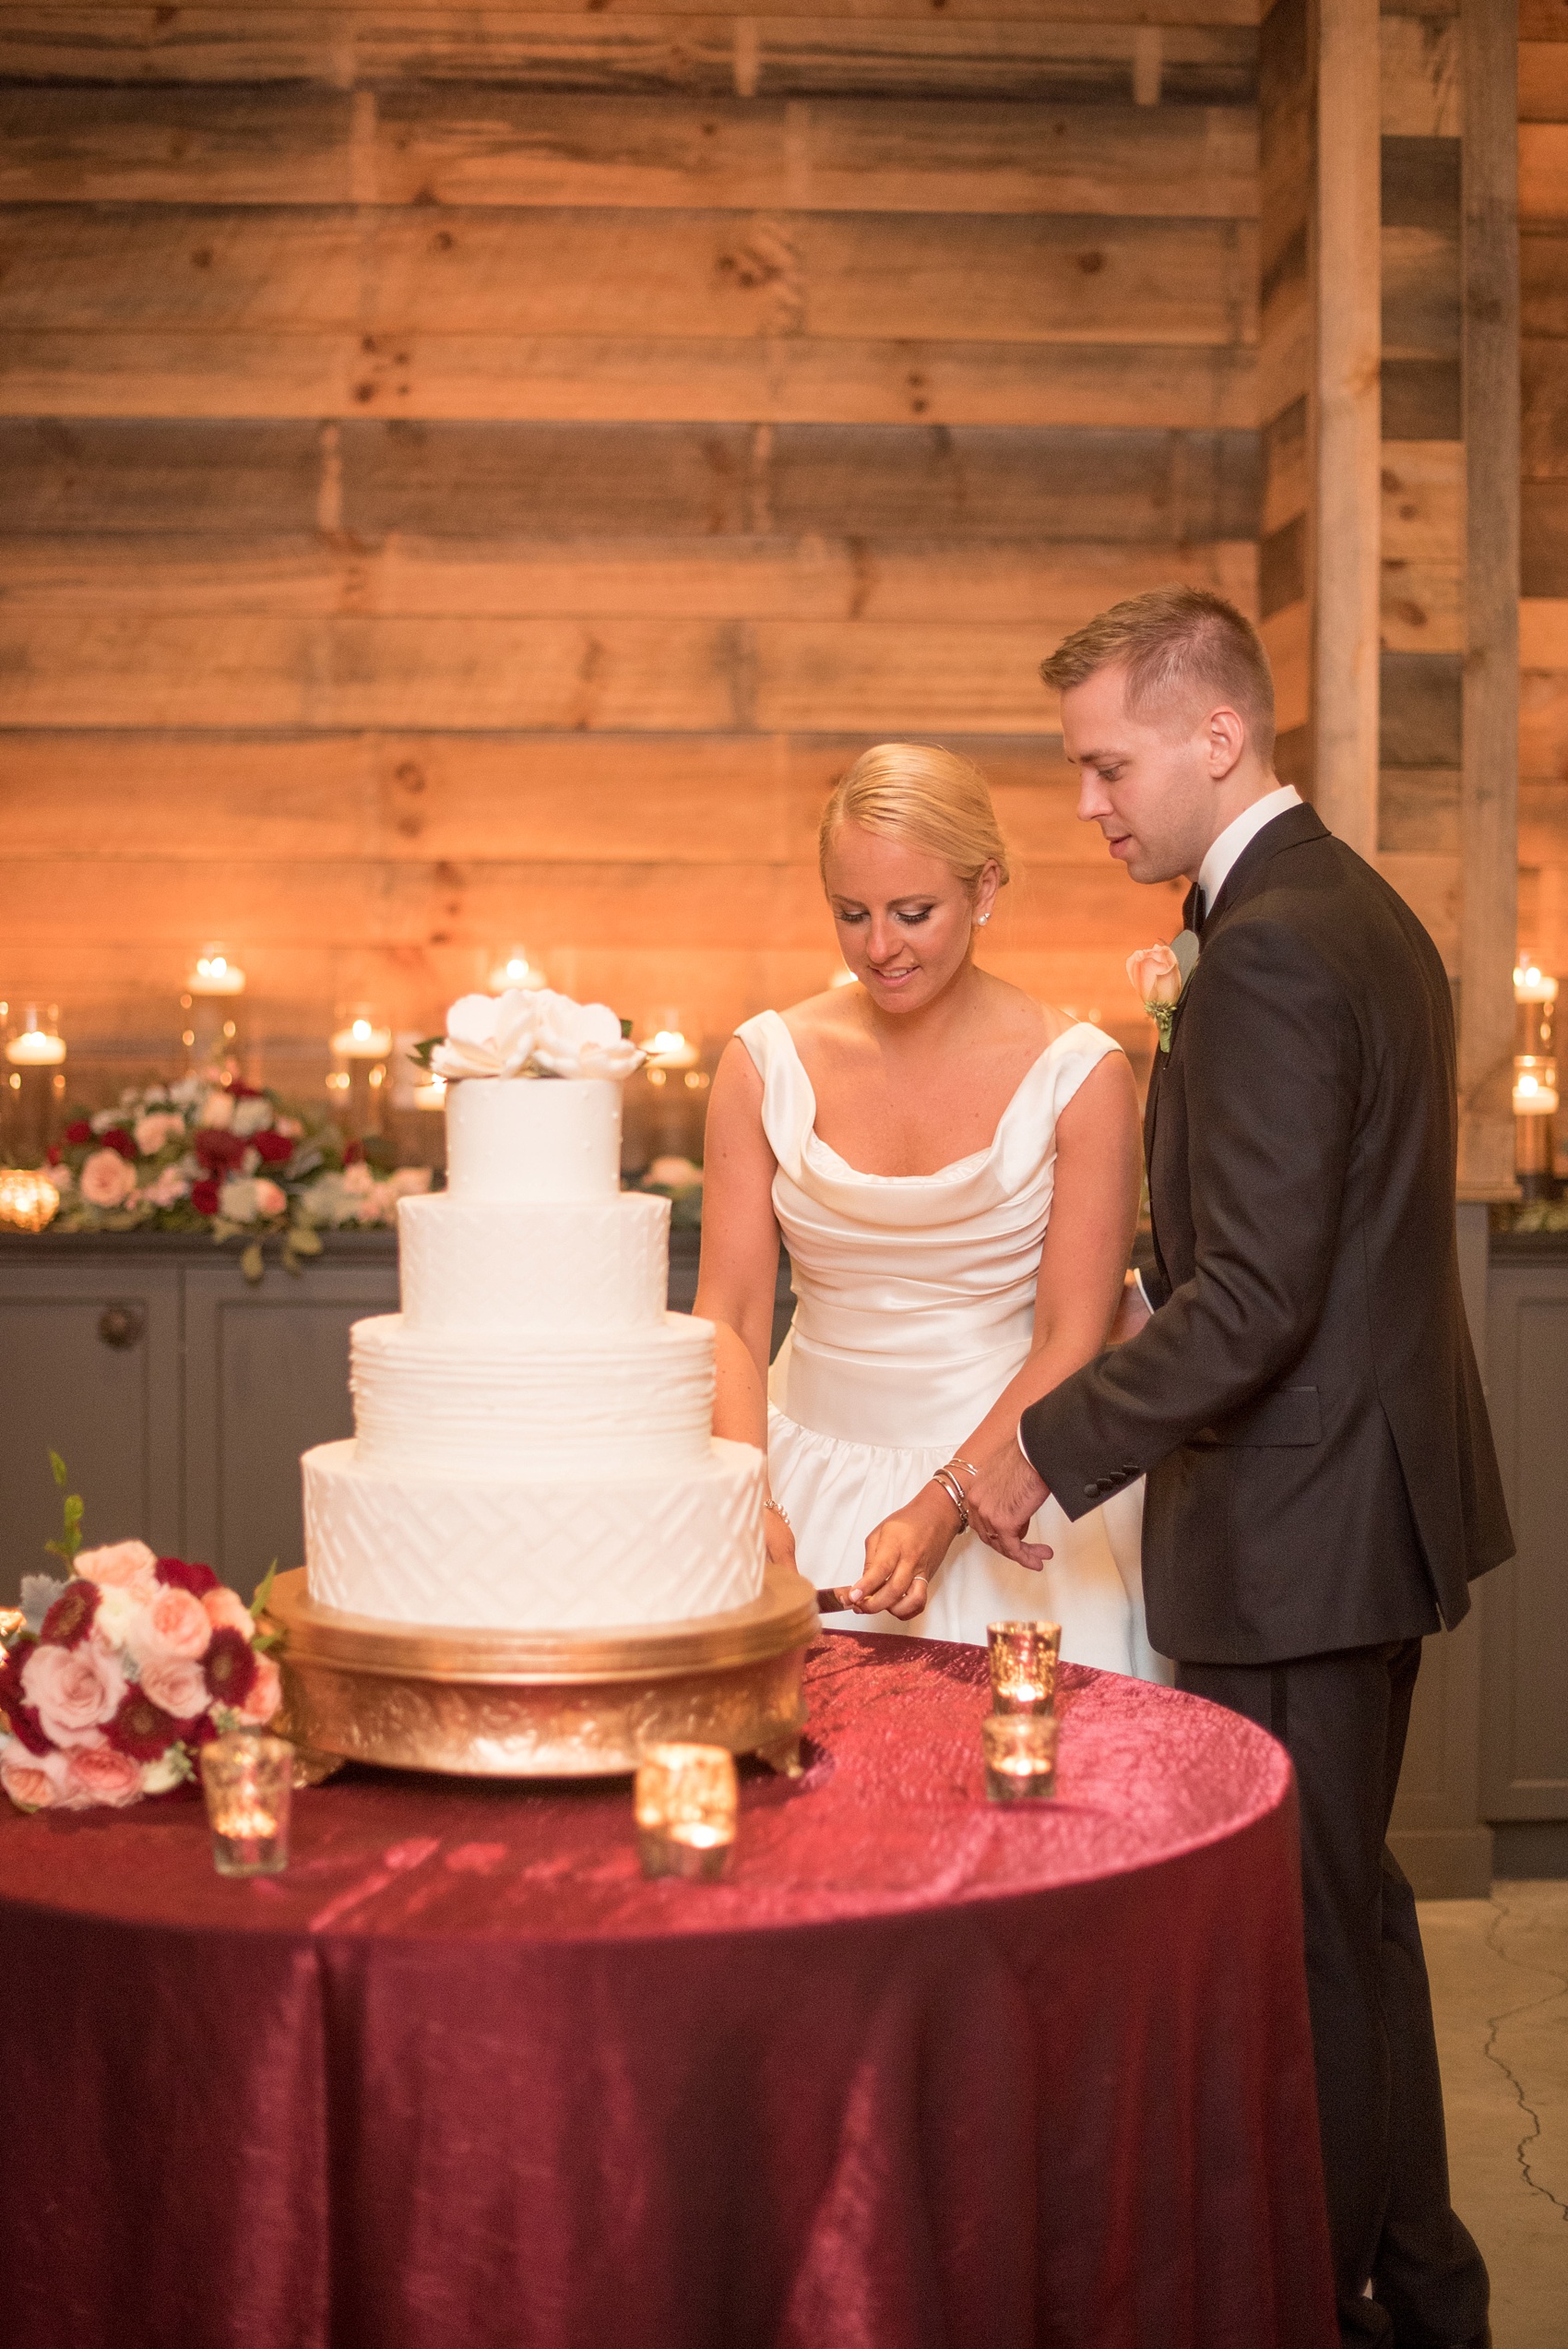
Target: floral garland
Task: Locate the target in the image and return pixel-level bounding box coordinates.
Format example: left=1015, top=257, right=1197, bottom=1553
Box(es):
left=31, top=1074, right=430, bottom=1279
left=0, top=1459, right=284, bottom=1814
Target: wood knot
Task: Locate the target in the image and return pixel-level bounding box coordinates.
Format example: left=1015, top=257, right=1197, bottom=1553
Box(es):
left=1075, top=250, right=1105, bottom=276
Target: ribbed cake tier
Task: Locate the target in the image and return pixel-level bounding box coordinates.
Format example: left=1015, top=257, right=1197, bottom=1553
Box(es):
left=350, top=1311, right=714, bottom=1473
left=398, top=1190, right=668, bottom=1334
left=303, top=1436, right=766, bottom=1631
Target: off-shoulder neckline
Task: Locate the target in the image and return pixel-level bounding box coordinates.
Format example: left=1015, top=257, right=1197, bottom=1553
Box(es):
left=754, top=1009, right=1108, bottom=1185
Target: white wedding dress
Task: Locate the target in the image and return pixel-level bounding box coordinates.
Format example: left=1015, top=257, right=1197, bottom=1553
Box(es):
left=737, top=1011, right=1170, bottom=1679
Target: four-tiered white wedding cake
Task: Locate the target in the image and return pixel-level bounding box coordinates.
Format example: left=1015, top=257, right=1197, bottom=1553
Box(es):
left=302, top=990, right=766, bottom=1633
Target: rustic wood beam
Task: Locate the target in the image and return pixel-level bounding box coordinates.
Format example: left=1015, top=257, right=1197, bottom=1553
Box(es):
left=1313, top=0, right=1381, bottom=859
left=1457, top=0, right=1521, bottom=1196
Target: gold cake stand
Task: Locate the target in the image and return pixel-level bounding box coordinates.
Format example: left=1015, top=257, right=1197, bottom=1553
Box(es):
left=264, top=1564, right=819, bottom=1780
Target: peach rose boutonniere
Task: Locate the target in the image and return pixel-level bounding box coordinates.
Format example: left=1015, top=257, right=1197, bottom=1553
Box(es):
left=1127, top=929, right=1201, bottom=1055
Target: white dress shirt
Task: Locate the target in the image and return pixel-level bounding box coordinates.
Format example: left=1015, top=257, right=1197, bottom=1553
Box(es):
left=1192, top=781, right=1303, bottom=924
left=1016, top=781, right=1306, bottom=1470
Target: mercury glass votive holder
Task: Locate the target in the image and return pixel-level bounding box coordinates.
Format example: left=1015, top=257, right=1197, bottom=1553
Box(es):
left=200, top=1731, right=294, bottom=1877
left=982, top=1711, right=1059, bottom=1804
left=987, top=1619, right=1062, bottom=1715
left=635, top=1741, right=738, bottom=1881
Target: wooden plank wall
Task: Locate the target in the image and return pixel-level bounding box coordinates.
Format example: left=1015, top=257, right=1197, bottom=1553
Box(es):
left=0, top=2, right=1262, bottom=1107
left=1379, top=0, right=1465, bottom=977
left=1520, top=0, right=1568, bottom=994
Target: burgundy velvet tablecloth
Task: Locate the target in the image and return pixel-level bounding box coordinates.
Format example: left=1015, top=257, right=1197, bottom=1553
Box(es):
left=0, top=1635, right=1335, bottom=2349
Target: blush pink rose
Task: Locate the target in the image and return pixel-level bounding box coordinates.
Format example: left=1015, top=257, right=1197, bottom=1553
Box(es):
left=79, top=1148, right=138, bottom=1209
left=252, top=1177, right=287, bottom=1219
left=20, top=1640, right=126, bottom=1747
left=202, top=1586, right=255, bottom=1638
left=1126, top=941, right=1184, bottom=1008
left=138, top=1654, right=210, bottom=1721
left=131, top=1586, right=212, bottom=1664
left=65, top=1741, right=144, bottom=1806
left=77, top=1539, right=159, bottom=1592
left=1, top=1745, right=75, bottom=1812
left=234, top=1654, right=282, bottom=1726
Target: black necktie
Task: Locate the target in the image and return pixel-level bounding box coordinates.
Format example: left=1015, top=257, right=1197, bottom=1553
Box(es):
left=1182, top=882, right=1206, bottom=937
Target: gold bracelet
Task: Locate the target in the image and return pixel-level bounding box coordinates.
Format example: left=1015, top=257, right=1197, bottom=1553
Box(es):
left=930, top=1468, right=969, bottom=1530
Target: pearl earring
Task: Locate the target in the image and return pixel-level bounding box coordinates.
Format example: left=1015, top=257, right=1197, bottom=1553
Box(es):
left=976, top=913, right=991, bottom=926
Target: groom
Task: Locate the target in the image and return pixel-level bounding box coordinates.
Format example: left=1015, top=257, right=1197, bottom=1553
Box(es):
left=966, top=588, right=1513, bottom=2349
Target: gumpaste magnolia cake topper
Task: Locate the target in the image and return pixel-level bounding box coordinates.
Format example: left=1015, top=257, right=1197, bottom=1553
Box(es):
left=428, top=989, right=646, bottom=1083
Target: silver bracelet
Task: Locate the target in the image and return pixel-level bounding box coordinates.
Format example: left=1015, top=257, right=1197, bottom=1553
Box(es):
left=764, top=1498, right=792, bottom=1531
left=930, top=1468, right=970, bottom=1530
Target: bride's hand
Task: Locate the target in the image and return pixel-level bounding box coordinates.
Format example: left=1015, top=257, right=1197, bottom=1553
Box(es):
left=849, top=1485, right=957, bottom=1620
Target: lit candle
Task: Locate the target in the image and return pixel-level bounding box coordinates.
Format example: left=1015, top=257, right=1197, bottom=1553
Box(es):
left=987, top=1619, right=1062, bottom=1715
left=635, top=1741, right=738, bottom=1880
left=1513, top=1061, right=1560, bottom=1116
left=185, top=952, right=246, bottom=997
left=329, top=1017, right=393, bottom=1059
left=200, top=1731, right=294, bottom=1877
left=0, top=1168, right=60, bottom=1232
left=4, top=1029, right=65, bottom=1067
left=641, top=1027, right=699, bottom=1071
left=413, top=1074, right=446, bottom=1112
left=1514, top=963, right=1560, bottom=1007
left=982, top=1711, right=1058, bottom=1803
left=487, top=948, right=546, bottom=992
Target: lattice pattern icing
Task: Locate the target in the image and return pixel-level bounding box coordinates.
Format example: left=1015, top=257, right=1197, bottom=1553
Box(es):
left=350, top=1312, right=715, bottom=1474
left=303, top=1437, right=766, bottom=1631
left=398, top=1190, right=669, bottom=1334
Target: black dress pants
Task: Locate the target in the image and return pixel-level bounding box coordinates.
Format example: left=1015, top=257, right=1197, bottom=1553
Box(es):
left=1176, top=1641, right=1489, bottom=2349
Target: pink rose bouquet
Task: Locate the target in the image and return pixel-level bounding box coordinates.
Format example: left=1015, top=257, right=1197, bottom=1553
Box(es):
left=0, top=1461, right=284, bottom=1814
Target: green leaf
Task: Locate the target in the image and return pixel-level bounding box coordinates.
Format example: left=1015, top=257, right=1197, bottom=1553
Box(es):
left=240, top=1240, right=265, bottom=1284
left=49, top=1449, right=67, bottom=1489
left=620, top=1016, right=634, bottom=1039
left=288, top=1225, right=323, bottom=1257
left=409, top=1035, right=444, bottom=1071
left=251, top=1557, right=279, bottom=1620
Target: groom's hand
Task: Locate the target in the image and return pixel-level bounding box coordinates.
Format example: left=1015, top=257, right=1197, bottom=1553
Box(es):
left=966, top=1441, right=1054, bottom=1571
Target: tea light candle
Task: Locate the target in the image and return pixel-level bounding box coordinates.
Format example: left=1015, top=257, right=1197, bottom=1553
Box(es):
left=982, top=1710, right=1058, bottom=1803
left=635, top=1740, right=738, bottom=1880
left=487, top=948, right=547, bottom=992
left=199, top=1731, right=294, bottom=1877
left=987, top=1619, right=1062, bottom=1714
left=1514, top=962, right=1560, bottom=1007
left=185, top=952, right=246, bottom=997
left=330, top=1016, right=393, bottom=1059
left=5, top=1027, right=65, bottom=1068
left=1514, top=1059, right=1559, bottom=1116
left=0, top=1168, right=61, bottom=1232
left=413, top=1073, right=446, bottom=1112
left=641, top=1027, right=699, bottom=1071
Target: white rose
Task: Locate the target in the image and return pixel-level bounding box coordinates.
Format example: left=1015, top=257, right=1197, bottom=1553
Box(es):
left=341, top=1162, right=374, bottom=1197
left=198, top=1088, right=235, bottom=1130
left=430, top=989, right=541, bottom=1080
left=387, top=1166, right=433, bottom=1199
left=89, top=1108, right=120, bottom=1135
left=92, top=1583, right=142, bottom=1651
left=232, top=1095, right=274, bottom=1137
left=529, top=990, right=645, bottom=1080
left=219, top=1175, right=258, bottom=1222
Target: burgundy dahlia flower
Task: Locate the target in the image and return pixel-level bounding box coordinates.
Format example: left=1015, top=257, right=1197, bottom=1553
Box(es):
left=203, top=1628, right=258, bottom=1709
left=40, top=1578, right=101, bottom=1651
left=104, top=1686, right=181, bottom=1760
left=154, top=1556, right=220, bottom=1598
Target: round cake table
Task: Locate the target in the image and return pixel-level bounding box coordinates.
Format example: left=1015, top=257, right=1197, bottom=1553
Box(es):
left=0, top=1635, right=1335, bottom=2349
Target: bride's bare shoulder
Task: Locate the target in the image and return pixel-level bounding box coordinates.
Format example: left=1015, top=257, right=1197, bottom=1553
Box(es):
left=976, top=972, right=1076, bottom=1051
left=780, top=986, right=868, bottom=1051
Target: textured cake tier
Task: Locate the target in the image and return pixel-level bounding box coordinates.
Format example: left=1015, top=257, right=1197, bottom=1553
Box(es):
left=350, top=1311, right=714, bottom=1473
left=445, top=1073, right=621, bottom=1203
left=398, top=1189, right=668, bottom=1334
left=303, top=1437, right=766, bottom=1631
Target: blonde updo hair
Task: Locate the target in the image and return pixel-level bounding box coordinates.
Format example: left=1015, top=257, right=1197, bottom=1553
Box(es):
left=818, top=743, right=1012, bottom=897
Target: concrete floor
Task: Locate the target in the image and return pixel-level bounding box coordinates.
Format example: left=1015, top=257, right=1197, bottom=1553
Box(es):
left=1420, top=1880, right=1568, bottom=2349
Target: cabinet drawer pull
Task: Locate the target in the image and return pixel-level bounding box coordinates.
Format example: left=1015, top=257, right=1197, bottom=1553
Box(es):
left=98, top=1304, right=145, bottom=1351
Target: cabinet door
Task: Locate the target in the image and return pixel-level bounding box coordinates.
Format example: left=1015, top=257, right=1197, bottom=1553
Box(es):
left=1481, top=1260, right=1568, bottom=1820
left=0, top=1260, right=183, bottom=1598
left=183, top=1258, right=399, bottom=1598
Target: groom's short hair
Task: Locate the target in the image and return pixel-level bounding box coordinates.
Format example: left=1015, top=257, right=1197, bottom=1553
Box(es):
left=1039, top=587, right=1276, bottom=763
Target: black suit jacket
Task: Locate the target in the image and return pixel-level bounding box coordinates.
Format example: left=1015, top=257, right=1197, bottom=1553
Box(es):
left=1020, top=805, right=1514, bottom=1665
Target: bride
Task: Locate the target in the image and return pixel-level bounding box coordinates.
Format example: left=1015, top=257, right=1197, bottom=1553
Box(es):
left=695, top=743, right=1169, bottom=1677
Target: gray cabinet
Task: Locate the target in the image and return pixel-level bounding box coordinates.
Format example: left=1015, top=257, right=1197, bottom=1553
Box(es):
left=1479, top=1251, right=1568, bottom=1829
left=0, top=1252, right=184, bottom=1575
left=183, top=1256, right=399, bottom=1597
